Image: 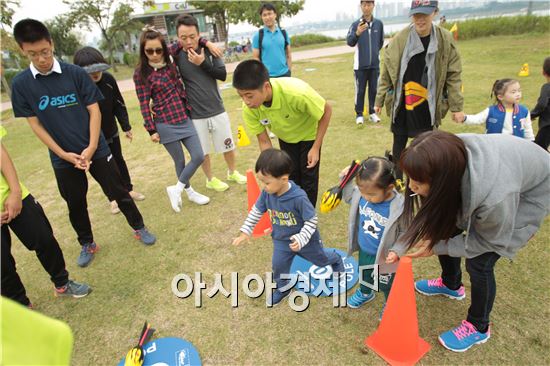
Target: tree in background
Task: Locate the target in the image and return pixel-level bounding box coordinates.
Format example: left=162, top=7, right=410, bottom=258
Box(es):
left=44, top=15, right=82, bottom=61
left=1, top=0, right=23, bottom=97
left=189, top=0, right=304, bottom=46
left=64, top=0, right=152, bottom=71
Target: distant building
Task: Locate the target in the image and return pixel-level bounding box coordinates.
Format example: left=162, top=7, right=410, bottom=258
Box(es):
left=131, top=1, right=220, bottom=42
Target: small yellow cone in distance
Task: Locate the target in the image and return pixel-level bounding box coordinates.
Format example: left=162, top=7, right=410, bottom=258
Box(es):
left=518, top=63, right=529, bottom=77
left=237, top=125, right=250, bottom=147
left=450, top=23, right=458, bottom=33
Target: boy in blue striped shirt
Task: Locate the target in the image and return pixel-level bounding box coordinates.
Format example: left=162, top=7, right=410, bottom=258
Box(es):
left=232, top=149, right=344, bottom=306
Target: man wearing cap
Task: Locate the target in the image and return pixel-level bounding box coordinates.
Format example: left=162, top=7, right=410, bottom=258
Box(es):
left=346, top=0, right=384, bottom=126
left=374, top=0, right=464, bottom=182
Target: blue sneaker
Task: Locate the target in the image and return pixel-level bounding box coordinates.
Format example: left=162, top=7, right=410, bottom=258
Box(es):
left=415, top=277, right=465, bottom=300
left=346, top=288, right=375, bottom=308
left=438, top=320, right=490, bottom=352
left=55, top=280, right=92, bottom=298
left=267, top=290, right=290, bottom=307
left=134, top=227, right=156, bottom=245
left=77, top=242, right=99, bottom=267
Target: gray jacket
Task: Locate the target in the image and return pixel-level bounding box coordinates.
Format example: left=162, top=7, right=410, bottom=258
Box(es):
left=343, top=184, right=405, bottom=274
left=432, top=134, right=550, bottom=259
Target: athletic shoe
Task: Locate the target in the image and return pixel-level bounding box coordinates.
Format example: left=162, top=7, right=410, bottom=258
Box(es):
left=55, top=280, right=92, bottom=298
left=267, top=289, right=291, bottom=307
left=134, top=227, right=156, bottom=245
left=438, top=320, right=490, bottom=352
left=227, top=170, right=247, bottom=185
left=110, top=200, right=120, bottom=215
left=356, top=116, right=364, bottom=126
left=346, top=288, right=376, bottom=308
left=186, top=188, right=210, bottom=205
left=369, top=113, right=381, bottom=123
left=166, top=185, right=182, bottom=212
left=129, top=191, right=146, bottom=201
left=77, top=242, right=99, bottom=267
left=415, top=277, right=466, bottom=300
left=206, top=177, right=229, bottom=192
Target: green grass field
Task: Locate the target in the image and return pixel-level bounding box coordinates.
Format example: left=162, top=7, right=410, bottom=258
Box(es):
left=2, top=33, right=549, bottom=365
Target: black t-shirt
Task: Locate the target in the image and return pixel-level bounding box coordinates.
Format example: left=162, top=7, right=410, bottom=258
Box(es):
left=96, top=72, right=131, bottom=140
left=393, top=35, right=432, bottom=137
left=11, top=61, right=109, bottom=169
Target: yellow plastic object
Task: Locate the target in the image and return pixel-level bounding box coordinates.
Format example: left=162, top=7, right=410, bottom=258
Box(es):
left=237, top=125, right=251, bottom=147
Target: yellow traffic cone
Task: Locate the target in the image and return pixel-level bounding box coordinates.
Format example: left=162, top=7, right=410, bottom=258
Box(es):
left=518, top=63, right=529, bottom=77
left=237, top=125, right=250, bottom=147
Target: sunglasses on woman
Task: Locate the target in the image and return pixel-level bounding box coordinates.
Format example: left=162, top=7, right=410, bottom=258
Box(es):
left=145, top=48, right=163, bottom=56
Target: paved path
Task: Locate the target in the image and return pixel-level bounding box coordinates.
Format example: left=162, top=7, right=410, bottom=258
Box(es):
left=1, top=44, right=355, bottom=112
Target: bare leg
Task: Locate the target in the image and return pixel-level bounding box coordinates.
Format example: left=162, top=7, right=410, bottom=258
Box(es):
left=201, top=154, right=213, bottom=180
left=223, top=150, right=237, bottom=173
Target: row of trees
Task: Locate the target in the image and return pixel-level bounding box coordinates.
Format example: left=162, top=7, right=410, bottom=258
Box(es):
left=1, top=0, right=305, bottom=77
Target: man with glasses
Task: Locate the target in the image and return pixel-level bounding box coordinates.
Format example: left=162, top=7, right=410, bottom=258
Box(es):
left=347, top=0, right=384, bottom=126
left=10, top=19, right=157, bottom=268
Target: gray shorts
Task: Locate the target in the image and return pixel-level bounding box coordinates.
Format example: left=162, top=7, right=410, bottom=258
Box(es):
left=192, top=112, right=235, bottom=154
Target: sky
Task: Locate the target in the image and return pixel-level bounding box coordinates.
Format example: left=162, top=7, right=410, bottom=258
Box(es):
left=10, top=0, right=362, bottom=43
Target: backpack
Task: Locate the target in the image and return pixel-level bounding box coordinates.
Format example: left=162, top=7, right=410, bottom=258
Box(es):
left=258, top=28, right=289, bottom=61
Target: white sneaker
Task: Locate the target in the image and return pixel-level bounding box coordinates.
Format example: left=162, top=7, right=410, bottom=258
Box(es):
left=185, top=188, right=210, bottom=205
left=166, top=185, right=182, bottom=213
left=356, top=116, right=364, bottom=125
left=369, top=113, right=381, bottom=123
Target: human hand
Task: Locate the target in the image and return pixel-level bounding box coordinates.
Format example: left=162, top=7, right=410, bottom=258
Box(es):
left=405, top=239, right=434, bottom=259
left=2, top=191, right=22, bottom=224
left=307, top=147, right=320, bottom=169
left=289, top=241, right=301, bottom=252
left=188, top=48, right=205, bottom=66
left=356, top=22, right=368, bottom=36
left=206, top=41, right=223, bottom=58
left=125, top=130, right=133, bottom=142
left=79, top=146, right=96, bottom=172
left=374, top=106, right=382, bottom=115
left=452, top=111, right=465, bottom=124
left=232, top=232, right=250, bottom=246
left=150, top=133, right=160, bottom=143
left=385, top=251, right=399, bottom=264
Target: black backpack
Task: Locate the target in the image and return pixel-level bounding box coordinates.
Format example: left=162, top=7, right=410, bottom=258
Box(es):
left=258, top=28, right=289, bottom=61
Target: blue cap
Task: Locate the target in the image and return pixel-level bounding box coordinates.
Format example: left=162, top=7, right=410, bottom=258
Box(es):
left=409, top=0, right=438, bottom=16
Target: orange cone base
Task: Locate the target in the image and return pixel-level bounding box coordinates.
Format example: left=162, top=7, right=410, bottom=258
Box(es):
left=365, top=333, right=430, bottom=366
left=252, top=214, right=272, bottom=237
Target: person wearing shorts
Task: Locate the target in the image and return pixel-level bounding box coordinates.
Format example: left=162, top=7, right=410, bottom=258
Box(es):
left=170, top=15, right=246, bottom=192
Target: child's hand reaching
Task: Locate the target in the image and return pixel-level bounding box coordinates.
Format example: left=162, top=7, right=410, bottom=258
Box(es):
left=289, top=241, right=301, bottom=252
left=232, top=232, right=250, bottom=246
left=385, top=251, right=399, bottom=264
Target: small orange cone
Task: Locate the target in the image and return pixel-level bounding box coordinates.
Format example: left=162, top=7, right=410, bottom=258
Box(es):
left=246, top=169, right=272, bottom=237
left=365, top=257, right=430, bottom=365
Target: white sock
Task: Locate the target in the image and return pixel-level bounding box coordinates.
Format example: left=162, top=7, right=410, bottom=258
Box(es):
left=176, top=181, right=185, bottom=193
left=184, top=186, right=194, bottom=195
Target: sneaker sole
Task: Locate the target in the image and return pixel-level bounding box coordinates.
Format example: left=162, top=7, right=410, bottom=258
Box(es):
left=206, top=185, right=229, bottom=192
left=414, top=284, right=465, bottom=300
left=437, top=333, right=490, bottom=352
left=227, top=179, right=246, bottom=185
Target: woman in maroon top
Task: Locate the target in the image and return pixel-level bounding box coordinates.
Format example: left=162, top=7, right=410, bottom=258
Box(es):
left=134, top=27, right=210, bottom=213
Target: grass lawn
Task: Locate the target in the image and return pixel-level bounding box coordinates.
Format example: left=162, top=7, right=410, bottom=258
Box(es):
left=1, top=33, right=549, bottom=365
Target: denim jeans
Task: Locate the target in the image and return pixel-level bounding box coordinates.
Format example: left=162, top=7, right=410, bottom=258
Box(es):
left=438, top=253, right=501, bottom=333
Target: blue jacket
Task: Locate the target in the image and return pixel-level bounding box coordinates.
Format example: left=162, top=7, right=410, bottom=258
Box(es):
left=487, top=104, right=529, bottom=138
left=346, top=18, right=384, bottom=70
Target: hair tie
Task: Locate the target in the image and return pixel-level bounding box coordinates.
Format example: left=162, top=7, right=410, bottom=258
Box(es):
left=142, top=24, right=159, bottom=33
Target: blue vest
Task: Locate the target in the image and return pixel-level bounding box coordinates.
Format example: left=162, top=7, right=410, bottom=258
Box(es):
left=486, top=104, right=529, bottom=138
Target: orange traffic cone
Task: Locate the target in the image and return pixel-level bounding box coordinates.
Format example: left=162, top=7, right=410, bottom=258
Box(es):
left=246, top=169, right=272, bottom=237
left=365, top=257, right=430, bottom=365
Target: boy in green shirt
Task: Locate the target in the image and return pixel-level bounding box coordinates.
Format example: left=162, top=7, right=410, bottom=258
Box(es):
left=233, top=60, right=332, bottom=206
left=0, top=126, right=91, bottom=307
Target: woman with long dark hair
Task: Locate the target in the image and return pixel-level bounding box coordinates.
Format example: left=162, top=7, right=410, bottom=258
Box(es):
left=387, top=130, right=549, bottom=352
left=133, top=27, right=209, bottom=213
